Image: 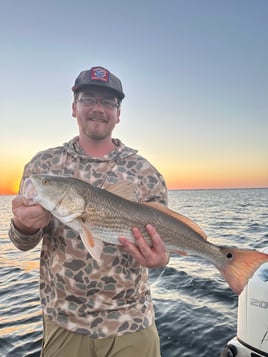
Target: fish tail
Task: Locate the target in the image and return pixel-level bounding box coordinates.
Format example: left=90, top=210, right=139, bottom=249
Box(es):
left=217, top=247, right=268, bottom=295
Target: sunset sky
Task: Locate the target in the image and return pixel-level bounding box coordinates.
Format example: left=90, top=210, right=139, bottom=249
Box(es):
left=1, top=0, right=268, bottom=194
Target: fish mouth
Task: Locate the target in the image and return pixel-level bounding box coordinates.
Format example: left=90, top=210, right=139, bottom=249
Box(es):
left=22, top=178, right=38, bottom=206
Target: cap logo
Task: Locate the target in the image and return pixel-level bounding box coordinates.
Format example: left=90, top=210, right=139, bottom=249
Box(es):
left=90, top=67, right=109, bottom=83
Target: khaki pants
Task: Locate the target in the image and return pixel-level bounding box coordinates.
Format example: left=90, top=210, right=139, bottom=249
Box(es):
left=41, top=315, right=161, bottom=357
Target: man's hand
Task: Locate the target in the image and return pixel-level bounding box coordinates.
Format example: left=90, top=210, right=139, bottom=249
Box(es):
left=119, top=224, right=169, bottom=268
left=12, top=195, right=51, bottom=235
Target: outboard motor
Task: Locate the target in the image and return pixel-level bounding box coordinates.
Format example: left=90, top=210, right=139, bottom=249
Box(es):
left=221, top=247, right=268, bottom=357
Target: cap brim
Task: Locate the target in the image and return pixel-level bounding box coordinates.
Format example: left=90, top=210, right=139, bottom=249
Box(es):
left=72, top=83, right=125, bottom=100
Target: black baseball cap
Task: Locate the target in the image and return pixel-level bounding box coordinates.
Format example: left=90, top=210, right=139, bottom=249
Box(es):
left=72, top=66, right=125, bottom=100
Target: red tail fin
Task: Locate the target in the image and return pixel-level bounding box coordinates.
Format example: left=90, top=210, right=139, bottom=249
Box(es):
left=217, top=247, right=268, bottom=295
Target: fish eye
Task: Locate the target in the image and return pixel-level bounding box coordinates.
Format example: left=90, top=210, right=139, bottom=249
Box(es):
left=226, top=252, right=233, bottom=259
left=42, top=178, right=49, bottom=185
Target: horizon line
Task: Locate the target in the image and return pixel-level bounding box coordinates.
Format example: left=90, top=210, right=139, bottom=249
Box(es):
left=1, top=185, right=267, bottom=196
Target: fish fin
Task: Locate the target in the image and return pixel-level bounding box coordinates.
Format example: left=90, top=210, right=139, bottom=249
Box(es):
left=79, top=222, right=104, bottom=262
left=105, top=181, right=136, bottom=201
left=217, top=247, right=268, bottom=295
left=87, top=238, right=104, bottom=262
left=144, top=202, right=207, bottom=240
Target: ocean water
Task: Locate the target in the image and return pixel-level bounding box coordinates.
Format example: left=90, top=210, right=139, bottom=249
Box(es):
left=0, top=188, right=268, bottom=356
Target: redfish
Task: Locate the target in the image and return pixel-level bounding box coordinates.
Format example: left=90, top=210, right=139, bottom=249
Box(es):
left=24, top=174, right=268, bottom=295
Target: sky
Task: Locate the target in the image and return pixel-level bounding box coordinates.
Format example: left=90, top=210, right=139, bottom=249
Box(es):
left=1, top=0, right=268, bottom=194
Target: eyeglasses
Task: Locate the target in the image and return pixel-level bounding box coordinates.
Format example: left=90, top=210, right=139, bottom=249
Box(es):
left=76, top=96, right=119, bottom=110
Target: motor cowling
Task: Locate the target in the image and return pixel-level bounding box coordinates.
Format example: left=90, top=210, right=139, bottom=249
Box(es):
left=221, top=247, right=268, bottom=356
left=237, top=247, right=268, bottom=353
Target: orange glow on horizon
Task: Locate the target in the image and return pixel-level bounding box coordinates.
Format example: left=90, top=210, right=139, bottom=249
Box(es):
left=1, top=157, right=267, bottom=194
left=1, top=160, right=23, bottom=195
left=166, top=177, right=268, bottom=190
left=1, top=175, right=21, bottom=195
left=1, top=170, right=267, bottom=195
left=164, top=168, right=268, bottom=190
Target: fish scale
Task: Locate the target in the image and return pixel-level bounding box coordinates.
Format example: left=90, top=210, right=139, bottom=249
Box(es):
left=85, top=195, right=211, bottom=254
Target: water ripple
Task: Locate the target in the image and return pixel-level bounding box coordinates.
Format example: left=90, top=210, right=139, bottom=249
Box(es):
left=1, top=189, right=268, bottom=356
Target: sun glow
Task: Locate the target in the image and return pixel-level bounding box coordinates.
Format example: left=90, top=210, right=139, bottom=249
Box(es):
left=1, top=158, right=23, bottom=195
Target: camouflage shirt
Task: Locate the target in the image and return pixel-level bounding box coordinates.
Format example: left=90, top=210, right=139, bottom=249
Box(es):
left=9, top=136, right=168, bottom=338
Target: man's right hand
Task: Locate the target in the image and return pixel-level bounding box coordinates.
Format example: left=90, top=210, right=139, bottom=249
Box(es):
left=12, top=195, right=51, bottom=235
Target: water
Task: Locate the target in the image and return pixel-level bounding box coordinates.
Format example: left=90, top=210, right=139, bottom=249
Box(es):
left=0, top=188, right=268, bottom=356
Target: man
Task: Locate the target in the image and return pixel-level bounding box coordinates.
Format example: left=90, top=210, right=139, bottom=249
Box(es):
left=9, top=66, right=169, bottom=357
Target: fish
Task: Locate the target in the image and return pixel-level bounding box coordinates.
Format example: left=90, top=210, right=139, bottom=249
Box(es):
left=23, top=173, right=268, bottom=295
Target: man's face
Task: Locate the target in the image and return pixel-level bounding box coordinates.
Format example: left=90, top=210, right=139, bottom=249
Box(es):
left=72, top=87, right=121, bottom=141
